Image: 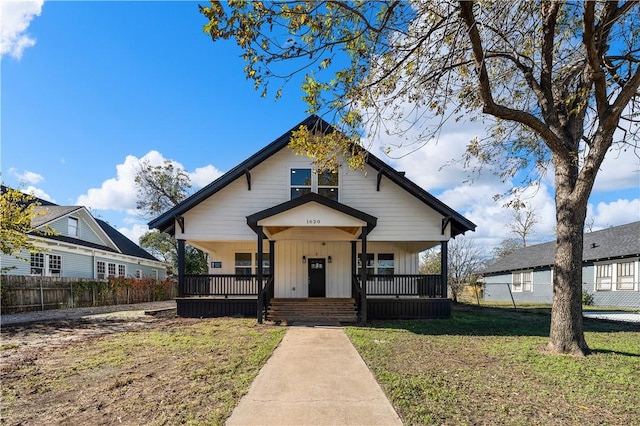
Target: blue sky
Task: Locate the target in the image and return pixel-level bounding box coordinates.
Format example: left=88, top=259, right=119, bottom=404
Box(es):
left=2, top=1, right=639, bottom=254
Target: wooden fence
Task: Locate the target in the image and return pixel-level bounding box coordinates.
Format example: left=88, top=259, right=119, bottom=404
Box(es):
left=1, top=275, right=176, bottom=314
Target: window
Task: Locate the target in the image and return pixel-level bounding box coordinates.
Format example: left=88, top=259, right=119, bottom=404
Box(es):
left=31, top=253, right=44, bottom=275
left=152, top=270, right=159, bottom=281
left=512, top=271, right=532, bottom=292
left=522, top=271, right=532, bottom=292
left=317, top=170, right=339, bottom=201
left=118, top=264, right=126, bottom=277
left=68, top=217, right=79, bottom=237
left=617, top=261, right=635, bottom=290
left=108, top=263, right=116, bottom=277
left=358, top=253, right=375, bottom=276
left=48, top=255, right=62, bottom=276
left=377, top=253, right=395, bottom=275
left=595, top=264, right=612, bottom=291
left=97, top=261, right=106, bottom=279
left=135, top=269, right=142, bottom=279
left=235, top=253, right=253, bottom=276
left=256, top=252, right=271, bottom=275
left=290, top=168, right=312, bottom=199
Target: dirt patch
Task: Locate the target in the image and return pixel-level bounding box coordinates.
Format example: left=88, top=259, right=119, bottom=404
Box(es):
left=1, top=312, right=284, bottom=425
left=1, top=310, right=171, bottom=373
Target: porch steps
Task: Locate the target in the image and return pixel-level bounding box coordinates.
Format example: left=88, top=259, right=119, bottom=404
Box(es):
left=267, top=298, right=358, bottom=324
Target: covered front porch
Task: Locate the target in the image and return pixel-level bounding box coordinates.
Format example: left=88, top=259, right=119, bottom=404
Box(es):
left=174, top=272, right=450, bottom=322
left=172, top=193, right=453, bottom=323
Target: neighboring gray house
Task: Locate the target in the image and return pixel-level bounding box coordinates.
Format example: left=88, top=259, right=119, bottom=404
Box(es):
left=1, top=187, right=167, bottom=280
left=483, top=222, right=640, bottom=308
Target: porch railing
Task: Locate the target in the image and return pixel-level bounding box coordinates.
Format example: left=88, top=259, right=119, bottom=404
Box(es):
left=360, top=274, right=444, bottom=298
left=183, top=274, right=270, bottom=297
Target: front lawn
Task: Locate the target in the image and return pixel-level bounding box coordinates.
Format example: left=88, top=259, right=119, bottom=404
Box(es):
left=1, top=317, right=286, bottom=426
left=346, top=305, right=640, bottom=425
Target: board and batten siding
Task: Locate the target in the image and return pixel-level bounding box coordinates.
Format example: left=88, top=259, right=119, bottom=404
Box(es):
left=206, top=241, right=418, bottom=298
left=179, top=148, right=451, bottom=242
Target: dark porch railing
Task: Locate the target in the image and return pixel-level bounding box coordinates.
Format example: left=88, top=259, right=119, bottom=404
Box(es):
left=183, top=274, right=270, bottom=297
left=360, top=274, right=444, bottom=298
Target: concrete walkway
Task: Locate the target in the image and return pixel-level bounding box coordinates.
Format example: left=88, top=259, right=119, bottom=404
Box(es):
left=226, top=326, right=402, bottom=426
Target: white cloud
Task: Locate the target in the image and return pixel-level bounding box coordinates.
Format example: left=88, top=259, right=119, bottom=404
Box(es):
left=0, top=0, right=43, bottom=59
left=76, top=151, right=225, bottom=241
left=588, top=198, right=640, bottom=230
left=21, top=185, right=54, bottom=202
left=190, top=165, right=224, bottom=187
left=117, top=223, right=149, bottom=246
left=9, top=167, right=44, bottom=184
left=592, top=147, right=640, bottom=192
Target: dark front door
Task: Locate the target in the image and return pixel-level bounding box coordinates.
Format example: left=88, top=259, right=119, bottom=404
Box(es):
left=308, top=258, right=326, bottom=297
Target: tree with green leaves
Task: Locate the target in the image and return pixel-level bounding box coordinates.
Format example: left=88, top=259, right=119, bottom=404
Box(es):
left=0, top=187, right=55, bottom=272
left=134, top=160, right=208, bottom=275
left=201, top=1, right=639, bottom=356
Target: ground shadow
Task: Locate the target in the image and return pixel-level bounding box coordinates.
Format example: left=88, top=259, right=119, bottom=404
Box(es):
left=361, top=303, right=638, bottom=339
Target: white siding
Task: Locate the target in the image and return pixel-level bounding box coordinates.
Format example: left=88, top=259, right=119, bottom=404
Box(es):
left=180, top=148, right=450, bottom=243
left=204, top=241, right=417, bottom=298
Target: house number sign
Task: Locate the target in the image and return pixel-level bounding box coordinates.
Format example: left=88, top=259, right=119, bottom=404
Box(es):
left=306, top=219, right=321, bottom=224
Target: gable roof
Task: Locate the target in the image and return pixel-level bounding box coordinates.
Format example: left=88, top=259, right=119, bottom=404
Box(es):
left=246, top=192, right=378, bottom=234
left=482, top=221, right=640, bottom=275
left=32, top=205, right=83, bottom=228
left=1, top=185, right=161, bottom=263
left=148, top=115, right=476, bottom=237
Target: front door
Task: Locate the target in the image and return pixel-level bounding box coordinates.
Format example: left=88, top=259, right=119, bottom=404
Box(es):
left=308, top=258, right=326, bottom=297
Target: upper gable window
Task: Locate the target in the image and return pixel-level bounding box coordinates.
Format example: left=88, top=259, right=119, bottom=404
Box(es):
left=290, top=168, right=339, bottom=201
left=68, top=217, right=79, bottom=237
left=290, top=168, right=312, bottom=199
left=318, top=170, right=339, bottom=201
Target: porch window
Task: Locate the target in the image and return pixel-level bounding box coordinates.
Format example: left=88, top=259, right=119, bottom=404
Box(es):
left=108, top=263, right=117, bottom=277
left=235, top=253, right=253, bottom=276
left=49, top=255, right=62, bottom=276
left=68, top=217, right=79, bottom=237
left=318, top=170, right=339, bottom=201
left=255, top=252, right=271, bottom=275
left=290, top=168, right=312, bottom=199
left=617, top=261, right=635, bottom=290
left=595, top=264, right=612, bottom=291
left=377, top=253, right=395, bottom=275
left=118, top=264, right=126, bottom=277
left=358, top=253, right=374, bottom=277
left=31, top=253, right=44, bottom=275
left=97, top=261, right=106, bottom=279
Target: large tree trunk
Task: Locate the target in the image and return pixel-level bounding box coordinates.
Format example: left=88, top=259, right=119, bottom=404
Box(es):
left=547, top=154, right=590, bottom=356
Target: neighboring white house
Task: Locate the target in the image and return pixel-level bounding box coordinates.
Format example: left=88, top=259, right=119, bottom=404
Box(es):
left=148, top=115, right=475, bottom=322
left=482, top=221, right=640, bottom=308
left=1, top=187, right=167, bottom=280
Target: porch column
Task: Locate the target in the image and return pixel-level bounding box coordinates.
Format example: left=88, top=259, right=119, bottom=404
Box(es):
left=440, top=240, right=448, bottom=298
left=177, top=239, right=185, bottom=297
left=360, top=228, right=368, bottom=324
left=269, top=240, right=275, bottom=301
left=257, top=226, right=264, bottom=323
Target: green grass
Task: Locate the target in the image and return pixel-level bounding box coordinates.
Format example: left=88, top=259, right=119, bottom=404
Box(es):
left=346, top=305, right=640, bottom=425
left=1, top=318, right=286, bottom=426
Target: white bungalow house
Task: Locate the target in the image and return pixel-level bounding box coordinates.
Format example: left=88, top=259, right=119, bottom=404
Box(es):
left=148, top=116, right=475, bottom=323
left=482, top=221, right=640, bottom=308
left=1, top=187, right=167, bottom=280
